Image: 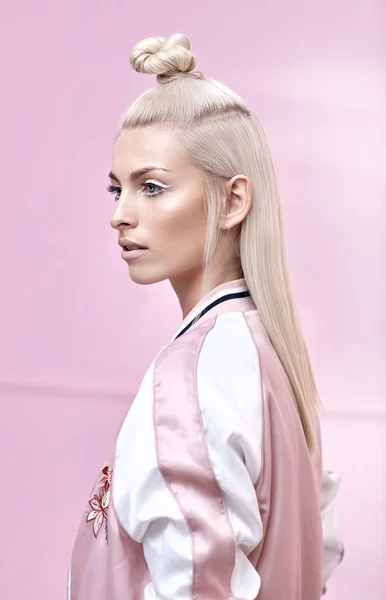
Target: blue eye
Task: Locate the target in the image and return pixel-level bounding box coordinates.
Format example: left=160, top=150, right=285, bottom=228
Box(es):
left=106, top=181, right=166, bottom=202
left=142, top=181, right=165, bottom=196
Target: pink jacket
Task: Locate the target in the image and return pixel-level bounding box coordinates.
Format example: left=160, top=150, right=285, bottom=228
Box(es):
left=68, top=278, right=344, bottom=599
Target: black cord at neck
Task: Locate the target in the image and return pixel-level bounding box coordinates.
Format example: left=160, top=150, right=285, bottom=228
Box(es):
left=175, top=290, right=251, bottom=339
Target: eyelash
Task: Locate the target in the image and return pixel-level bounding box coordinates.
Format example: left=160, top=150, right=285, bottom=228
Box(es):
left=106, top=181, right=166, bottom=201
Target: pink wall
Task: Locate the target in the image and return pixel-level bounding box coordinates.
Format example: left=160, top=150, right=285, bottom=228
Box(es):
left=0, top=1, right=384, bottom=598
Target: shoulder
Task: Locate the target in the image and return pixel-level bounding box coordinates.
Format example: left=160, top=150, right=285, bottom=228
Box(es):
left=156, top=311, right=260, bottom=377
left=153, top=312, right=263, bottom=484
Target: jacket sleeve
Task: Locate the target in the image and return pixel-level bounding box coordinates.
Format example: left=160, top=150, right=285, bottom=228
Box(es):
left=139, top=431, right=263, bottom=599
left=321, top=469, right=345, bottom=595
left=113, top=343, right=264, bottom=600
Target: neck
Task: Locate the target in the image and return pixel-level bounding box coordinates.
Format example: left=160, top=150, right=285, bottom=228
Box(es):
left=170, top=266, right=244, bottom=320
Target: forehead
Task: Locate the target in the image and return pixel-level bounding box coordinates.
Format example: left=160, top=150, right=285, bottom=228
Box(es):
left=112, top=126, right=186, bottom=171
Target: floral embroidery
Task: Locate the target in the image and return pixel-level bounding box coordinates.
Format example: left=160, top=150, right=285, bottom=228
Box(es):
left=86, top=465, right=113, bottom=542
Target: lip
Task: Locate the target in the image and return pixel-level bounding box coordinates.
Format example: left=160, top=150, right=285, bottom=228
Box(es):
left=118, top=239, right=148, bottom=250
left=121, top=248, right=148, bottom=261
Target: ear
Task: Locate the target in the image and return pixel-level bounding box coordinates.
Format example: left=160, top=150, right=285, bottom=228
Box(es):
left=219, top=175, right=253, bottom=231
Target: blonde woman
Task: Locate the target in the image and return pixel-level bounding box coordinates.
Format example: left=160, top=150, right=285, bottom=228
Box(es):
left=68, top=33, right=344, bottom=600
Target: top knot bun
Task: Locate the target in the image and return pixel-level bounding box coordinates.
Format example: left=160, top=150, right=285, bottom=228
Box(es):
left=130, top=33, right=203, bottom=84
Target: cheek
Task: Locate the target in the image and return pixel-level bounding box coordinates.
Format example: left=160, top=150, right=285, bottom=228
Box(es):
left=153, top=191, right=207, bottom=242
left=172, top=211, right=207, bottom=264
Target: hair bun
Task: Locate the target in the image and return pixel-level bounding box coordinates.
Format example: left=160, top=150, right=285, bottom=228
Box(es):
left=130, top=33, right=201, bottom=84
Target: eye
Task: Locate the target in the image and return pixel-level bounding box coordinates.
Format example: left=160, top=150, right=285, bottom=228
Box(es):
left=106, top=184, right=121, bottom=202
left=141, top=180, right=167, bottom=196
left=106, top=180, right=168, bottom=202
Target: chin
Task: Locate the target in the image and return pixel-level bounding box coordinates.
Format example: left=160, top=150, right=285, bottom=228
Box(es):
left=126, top=267, right=168, bottom=286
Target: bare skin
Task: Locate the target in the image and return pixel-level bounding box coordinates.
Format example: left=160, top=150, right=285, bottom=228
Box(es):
left=109, top=126, right=252, bottom=319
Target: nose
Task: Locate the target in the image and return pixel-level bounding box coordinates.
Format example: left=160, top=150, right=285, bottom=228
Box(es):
left=109, top=192, right=138, bottom=230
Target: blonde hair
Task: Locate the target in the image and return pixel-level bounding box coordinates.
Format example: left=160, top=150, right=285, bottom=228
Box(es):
left=116, top=33, right=322, bottom=455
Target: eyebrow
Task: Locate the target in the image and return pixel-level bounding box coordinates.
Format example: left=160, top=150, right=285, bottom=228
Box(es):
left=108, top=166, right=172, bottom=183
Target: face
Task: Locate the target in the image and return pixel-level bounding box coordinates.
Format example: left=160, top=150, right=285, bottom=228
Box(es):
left=109, top=126, right=208, bottom=289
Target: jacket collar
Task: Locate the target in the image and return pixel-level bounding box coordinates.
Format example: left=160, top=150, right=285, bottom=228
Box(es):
left=170, top=277, right=255, bottom=342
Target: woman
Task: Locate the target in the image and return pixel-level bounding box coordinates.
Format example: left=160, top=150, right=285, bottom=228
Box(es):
left=68, top=33, right=344, bottom=599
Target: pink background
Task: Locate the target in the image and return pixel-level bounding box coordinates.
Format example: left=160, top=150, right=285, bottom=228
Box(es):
left=0, top=1, right=385, bottom=598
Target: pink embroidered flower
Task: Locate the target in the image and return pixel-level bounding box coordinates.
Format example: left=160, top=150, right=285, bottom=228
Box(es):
left=87, top=492, right=108, bottom=538
left=86, top=465, right=113, bottom=540
left=98, top=465, right=113, bottom=494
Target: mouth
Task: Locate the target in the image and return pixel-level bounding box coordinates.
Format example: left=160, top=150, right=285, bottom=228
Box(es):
left=124, top=245, right=148, bottom=251
left=121, top=246, right=148, bottom=260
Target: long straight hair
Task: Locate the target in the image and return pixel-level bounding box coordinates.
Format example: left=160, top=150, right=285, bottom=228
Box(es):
left=116, top=41, right=322, bottom=455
